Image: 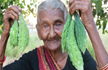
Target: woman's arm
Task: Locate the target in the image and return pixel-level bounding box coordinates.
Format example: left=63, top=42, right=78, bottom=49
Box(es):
left=0, top=5, right=21, bottom=69
left=69, top=0, right=108, bottom=68
left=0, top=31, right=9, bottom=70
left=85, top=21, right=108, bottom=68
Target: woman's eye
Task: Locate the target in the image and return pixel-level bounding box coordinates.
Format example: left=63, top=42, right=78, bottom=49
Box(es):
left=43, top=24, right=48, bottom=27
left=56, top=23, right=61, bottom=26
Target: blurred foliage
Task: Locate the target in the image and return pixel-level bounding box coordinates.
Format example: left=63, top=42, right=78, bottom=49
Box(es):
left=0, top=0, right=38, bottom=35
left=0, top=0, right=108, bottom=34
left=66, top=0, right=108, bottom=34
left=92, top=0, right=108, bottom=34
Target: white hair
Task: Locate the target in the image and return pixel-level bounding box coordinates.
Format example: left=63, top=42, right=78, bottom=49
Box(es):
left=37, top=0, right=68, bottom=27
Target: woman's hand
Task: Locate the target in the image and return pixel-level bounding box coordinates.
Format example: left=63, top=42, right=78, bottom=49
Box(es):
left=69, top=0, right=94, bottom=27
left=3, top=5, right=22, bottom=34
left=0, top=5, right=22, bottom=67
left=69, top=0, right=108, bottom=68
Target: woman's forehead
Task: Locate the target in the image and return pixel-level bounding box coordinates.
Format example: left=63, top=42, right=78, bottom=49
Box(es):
left=39, top=9, right=64, bottom=21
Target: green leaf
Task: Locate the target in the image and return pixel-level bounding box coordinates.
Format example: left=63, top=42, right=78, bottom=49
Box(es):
left=102, top=19, right=107, bottom=34
left=66, top=1, right=69, bottom=5
left=22, top=0, right=25, bottom=5
left=5, top=0, right=7, bottom=2
left=91, top=0, right=98, bottom=3
left=18, top=4, right=24, bottom=8
left=35, top=4, right=37, bottom=7
left=92, top=9, right=96, bottom=17
left=0, top=20, right=3, bottom=25
left=105, top=30, right=108, bottom=33
left=96, top=1, right=102, bottom=14
left=0, top=0, right=4, bottom=3
left=0, top=29, right=3, bottom=35
left=96, top=19, right=101, bottom=30
left=30, top=3, right=33, bottom=5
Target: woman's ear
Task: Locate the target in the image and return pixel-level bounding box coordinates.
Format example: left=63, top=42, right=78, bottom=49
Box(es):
left=36, top=24, right=42, bottom=40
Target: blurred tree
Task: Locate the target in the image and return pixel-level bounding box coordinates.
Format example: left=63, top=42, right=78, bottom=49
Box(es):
left=91, top=0, right=108, bottom=34
left=0, top=0, right=108, bottom=35
left=66, top=0, right=108, bottom=34
left=0, top=0, right=38, bottom=35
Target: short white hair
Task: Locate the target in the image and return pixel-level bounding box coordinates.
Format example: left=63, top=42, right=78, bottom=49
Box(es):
left=37, top=0, right=68, bottom=27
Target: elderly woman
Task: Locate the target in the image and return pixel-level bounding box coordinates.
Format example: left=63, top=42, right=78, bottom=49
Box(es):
left=0, top=0, right=107, bottom=70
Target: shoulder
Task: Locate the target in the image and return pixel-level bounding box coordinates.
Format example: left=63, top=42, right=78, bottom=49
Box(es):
left=23, top=48, right=38, bottom=59
left=4, top=48, right=39, bottom=70
left=21, top=48, right=39, bottom=68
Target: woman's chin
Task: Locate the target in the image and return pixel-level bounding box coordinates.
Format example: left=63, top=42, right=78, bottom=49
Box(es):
left=44, top=40, right=61, bottom=51
left=46, top=45, right=61, bottom=51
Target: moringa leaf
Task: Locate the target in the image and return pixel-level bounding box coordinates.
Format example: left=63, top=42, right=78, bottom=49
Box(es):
left=102, top=19, right=107, bottom=34
left=96, top=1, right=102, bottom=14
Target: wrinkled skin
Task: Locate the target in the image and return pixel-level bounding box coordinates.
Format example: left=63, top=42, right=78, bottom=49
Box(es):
left=69, top=0, right=94, bottom=27
left=0, top=0, right=107, bottom=69
left=0, top=5, right=22, bottom=69
left=36, top=9, right=65, bottom=51
left=36, top=9, right=68, bottom=69
left=69, top=0, right=108, bottom=68
left=3, top=5, right=22, bottom=33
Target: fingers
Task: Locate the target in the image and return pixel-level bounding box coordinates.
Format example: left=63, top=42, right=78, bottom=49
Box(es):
left=69, top=0, right=73, bottom=7
left=5, top=5, right=20, bottom=16
left=69, top=0, right=91, bottom=14
left=4, top=5, right=22, bottom=21
left=3, top=13, right=15, bottom=22
left=2, top=5, right=22, bottom=33
left=70, top=1, right=89, bottom=14
left=10, top=10, right=19, bottom=20
left=3, top=5, right=22, bottom=25
left=3, top=5, right=22, bottom=31
left=3, top=13, right=15, bottom=32
left=15, top=6, right=22, bottom=12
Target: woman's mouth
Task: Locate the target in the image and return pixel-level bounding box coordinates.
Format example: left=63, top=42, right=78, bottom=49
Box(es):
left=47, top=38, right=60, bottom=42
left=47, top=39, right=58, bottom=42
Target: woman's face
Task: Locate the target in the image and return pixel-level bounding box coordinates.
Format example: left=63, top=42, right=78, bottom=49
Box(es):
left=37, top=9, right=65, bottom=51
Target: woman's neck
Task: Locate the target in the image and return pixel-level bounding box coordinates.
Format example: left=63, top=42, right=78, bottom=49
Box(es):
left=50, top=47, right=68, bottom=69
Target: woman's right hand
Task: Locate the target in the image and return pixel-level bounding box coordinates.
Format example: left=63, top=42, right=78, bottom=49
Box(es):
left=0, top=6, right=21, bottom=66
left=3, top=5, right=22, bottom=34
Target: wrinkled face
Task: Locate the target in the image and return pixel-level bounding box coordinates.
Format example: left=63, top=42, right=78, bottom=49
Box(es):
left=36, top=9, right=65, bottom=51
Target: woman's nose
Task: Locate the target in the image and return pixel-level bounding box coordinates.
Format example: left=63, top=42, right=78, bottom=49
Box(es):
left=49, top=27, right=56, bottom=39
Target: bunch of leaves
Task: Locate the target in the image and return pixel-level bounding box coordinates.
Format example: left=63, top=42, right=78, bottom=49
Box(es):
left=0, top=0, right=38, bottom=35
left=9, top=14, right=29, bottom=52
left=66, top=0, right=108, bottom=34
left=61, top=12, right=87, bottom=70
left=92, top=0, right=108, bottom=34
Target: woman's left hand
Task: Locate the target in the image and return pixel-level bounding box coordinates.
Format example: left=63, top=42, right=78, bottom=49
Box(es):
left=69, top=0, right=94, bottom=27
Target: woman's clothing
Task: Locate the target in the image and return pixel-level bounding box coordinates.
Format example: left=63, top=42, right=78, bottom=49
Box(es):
left=37, top=46, right=60, bottom=70
left=97, top=63, right=108, bottom=70
left=4, top=46, right=97, bottom=70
